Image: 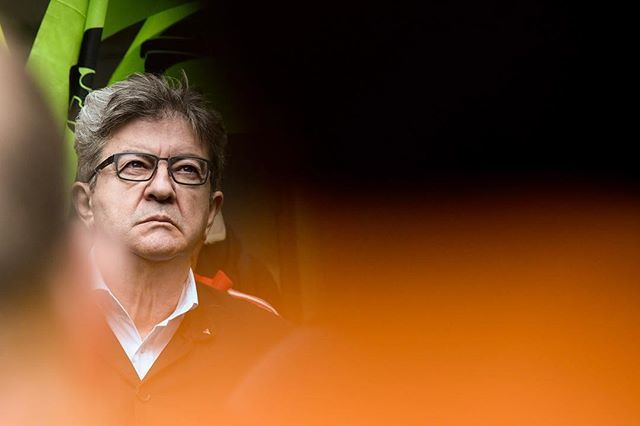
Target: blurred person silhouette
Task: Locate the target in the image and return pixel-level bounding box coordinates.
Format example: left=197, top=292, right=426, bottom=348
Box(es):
left=70, top=72, right=290, bottom=425
left=0, top=46, right=99, bottom=425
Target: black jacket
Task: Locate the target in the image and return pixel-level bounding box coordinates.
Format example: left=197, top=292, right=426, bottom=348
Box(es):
left=83, top=284, right=291, bottom=425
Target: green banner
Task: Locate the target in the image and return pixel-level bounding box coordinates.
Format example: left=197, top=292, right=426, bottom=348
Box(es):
left=22, top=0, right=209, bottom=185
left=109, top=2, right=200, bottom=84
left=0, top=24, right=7, bottom=50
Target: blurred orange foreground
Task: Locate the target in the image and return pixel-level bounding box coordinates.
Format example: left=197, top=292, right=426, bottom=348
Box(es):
left=225, top=185, right=640, bottom=426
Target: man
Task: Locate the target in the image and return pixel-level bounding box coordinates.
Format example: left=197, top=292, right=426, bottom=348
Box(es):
left=71, top=73, right=290, bottom=425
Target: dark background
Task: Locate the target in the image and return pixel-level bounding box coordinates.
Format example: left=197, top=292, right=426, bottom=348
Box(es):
left=196, top=0, right=633, bottom=192
left=1, top=0, right=632, bottom=191
left=1, top=0, right=634, bottom=320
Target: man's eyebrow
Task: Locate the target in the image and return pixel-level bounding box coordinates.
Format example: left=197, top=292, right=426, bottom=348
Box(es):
left=171, top=152, right=208, bottom=158
left=119, top=149, right=149, bottom=154
left=116, top=149, right=207, bottom=158
left=114, top=146, right=152, bottom=154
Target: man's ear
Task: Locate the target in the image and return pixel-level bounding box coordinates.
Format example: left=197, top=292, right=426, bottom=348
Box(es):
left=71, top=182, right=94, bottom=228
left=205, top=190, right=224, bottom=237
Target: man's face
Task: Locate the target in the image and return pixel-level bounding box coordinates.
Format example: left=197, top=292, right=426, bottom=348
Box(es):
left=79, top=115, right=221, bottom=262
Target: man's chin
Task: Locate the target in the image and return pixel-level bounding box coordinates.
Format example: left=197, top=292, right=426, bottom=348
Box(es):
left=130, top=241, right=189, bottom=262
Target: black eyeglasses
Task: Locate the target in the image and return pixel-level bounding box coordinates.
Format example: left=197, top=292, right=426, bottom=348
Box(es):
left=89, top=152, right=213, bottom=186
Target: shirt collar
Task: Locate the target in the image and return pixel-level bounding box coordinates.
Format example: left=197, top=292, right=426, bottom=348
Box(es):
left=158, top=269, right=199, bottom=326
left=89, top=248, right=199, bottom=324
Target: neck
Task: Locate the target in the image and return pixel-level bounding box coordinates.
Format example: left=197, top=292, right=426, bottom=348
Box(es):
left=94, top=244, right=191, bottom=339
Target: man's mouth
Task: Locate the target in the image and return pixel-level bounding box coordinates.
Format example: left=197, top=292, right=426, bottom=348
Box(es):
left=140, top=215, right=178, bottom=228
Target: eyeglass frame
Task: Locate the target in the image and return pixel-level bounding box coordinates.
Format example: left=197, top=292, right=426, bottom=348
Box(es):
left=88, top=152, right=214, bottom=186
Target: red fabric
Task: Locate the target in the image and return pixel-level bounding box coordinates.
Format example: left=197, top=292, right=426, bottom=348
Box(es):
left=194, top=270, right=233, bottom=291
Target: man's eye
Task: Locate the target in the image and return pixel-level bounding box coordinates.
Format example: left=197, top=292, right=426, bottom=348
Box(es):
left=177, top=165, right=197, bottom=174
left=173, top=162, right=202, bottom=175
left=124, top=160, right=149, bottom=169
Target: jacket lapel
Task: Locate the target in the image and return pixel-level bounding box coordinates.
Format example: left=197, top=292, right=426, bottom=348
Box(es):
left=94, top=317, right=140, bottom=386
left=142, top=284, right=221, bottom=382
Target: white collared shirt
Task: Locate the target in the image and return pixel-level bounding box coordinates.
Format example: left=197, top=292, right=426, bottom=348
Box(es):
left=92, top=263, right=199, bottom=380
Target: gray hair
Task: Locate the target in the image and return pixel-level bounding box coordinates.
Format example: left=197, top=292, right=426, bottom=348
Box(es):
left=74, top=73, right=227, bottom=189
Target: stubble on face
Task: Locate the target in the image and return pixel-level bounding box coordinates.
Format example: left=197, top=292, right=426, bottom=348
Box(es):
left=89, top=116, right=216, bottom=263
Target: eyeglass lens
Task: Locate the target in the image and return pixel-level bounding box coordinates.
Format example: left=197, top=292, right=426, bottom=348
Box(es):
left=115, top=153, right=209, bottom=185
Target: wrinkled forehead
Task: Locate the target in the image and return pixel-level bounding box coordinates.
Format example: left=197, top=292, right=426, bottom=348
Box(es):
left=102, top=114, right=210, bottom=159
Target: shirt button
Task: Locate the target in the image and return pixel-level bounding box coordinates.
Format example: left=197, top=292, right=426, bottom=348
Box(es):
left=137, top=390, right=152, bottom=402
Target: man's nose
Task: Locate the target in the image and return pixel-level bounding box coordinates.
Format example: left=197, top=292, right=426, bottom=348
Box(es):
left=143, top=162, right=176, bottom=202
